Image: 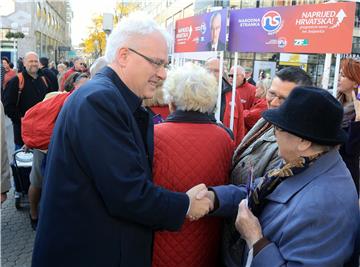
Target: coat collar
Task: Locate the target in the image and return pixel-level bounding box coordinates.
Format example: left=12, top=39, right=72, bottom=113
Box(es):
left=100, top=66, right=142, bottom=114
left=165, top=110, right=217, bottom=124
left=266, top=149, right=342, bottom=203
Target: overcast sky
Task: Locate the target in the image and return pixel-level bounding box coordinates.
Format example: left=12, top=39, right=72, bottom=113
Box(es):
left=70, top=0, right=117, bottom=46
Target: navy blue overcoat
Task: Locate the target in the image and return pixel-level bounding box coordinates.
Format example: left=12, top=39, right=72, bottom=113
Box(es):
left=32, top=67, right=189, bottom=267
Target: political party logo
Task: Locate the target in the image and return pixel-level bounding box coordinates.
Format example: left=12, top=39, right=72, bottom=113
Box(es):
left=261, top=11, right=282, bottom=34
left=278, top=37, right=287, bottom=48
left=294, top=39, right=309, bottom=46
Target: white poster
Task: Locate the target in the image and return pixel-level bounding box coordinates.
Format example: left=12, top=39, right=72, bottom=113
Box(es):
left=253, top=61, right=277, bottom=82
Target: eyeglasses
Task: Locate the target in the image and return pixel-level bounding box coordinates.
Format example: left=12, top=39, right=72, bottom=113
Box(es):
left=128, top=48, right=169, bottom=70
left=228, top=74, right=234, bottom=78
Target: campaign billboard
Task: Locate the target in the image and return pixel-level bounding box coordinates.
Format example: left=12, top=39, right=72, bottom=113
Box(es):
left=228, top=2, right=356, bottom=53
left=174, top=9, right=227, bottom=53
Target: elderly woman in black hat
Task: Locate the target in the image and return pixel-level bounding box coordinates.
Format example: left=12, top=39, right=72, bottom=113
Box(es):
left=197, top=86, right=359, bottom=267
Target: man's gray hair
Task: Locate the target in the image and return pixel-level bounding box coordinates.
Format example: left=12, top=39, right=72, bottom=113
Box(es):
left=24, top=51, right=38, bottom=61
left=73, top=57, right=83, bottom=63
left=105, top=12, right=171, bottom=63
left=231, top=65, right=245, bottom=76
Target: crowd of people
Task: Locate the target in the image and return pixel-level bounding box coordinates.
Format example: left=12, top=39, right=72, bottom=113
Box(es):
left=1, top=12, right=360, bottom=267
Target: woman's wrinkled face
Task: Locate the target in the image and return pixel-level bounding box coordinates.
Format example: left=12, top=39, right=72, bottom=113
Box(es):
left=274, top=126, right=301, bottom=163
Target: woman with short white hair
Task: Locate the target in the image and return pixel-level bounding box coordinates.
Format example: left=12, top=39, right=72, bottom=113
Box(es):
left=164, top=62, right=218, bottom=114
left=152, top=63, right=234, bottom=267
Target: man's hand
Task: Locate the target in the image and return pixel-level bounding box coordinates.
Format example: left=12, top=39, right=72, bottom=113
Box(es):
left=235, top=199, right=263, bottom=248
left=22, top=144, right=30, bottom=152
left=186, top=184, right=213, bottom=221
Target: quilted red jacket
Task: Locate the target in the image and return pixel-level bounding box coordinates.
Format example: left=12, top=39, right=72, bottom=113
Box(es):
left=152, top=111, right=234, bottom=267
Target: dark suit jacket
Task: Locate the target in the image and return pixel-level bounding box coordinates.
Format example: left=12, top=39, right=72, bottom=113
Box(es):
left=32, top=67, right=189, bottom=267
left=206, top=41, right=225, bottom=51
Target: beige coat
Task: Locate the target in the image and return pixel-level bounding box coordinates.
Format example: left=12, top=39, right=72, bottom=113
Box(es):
left=1, top=101, right=11, bottom=193
left=231, top=118, right=280, bottom=185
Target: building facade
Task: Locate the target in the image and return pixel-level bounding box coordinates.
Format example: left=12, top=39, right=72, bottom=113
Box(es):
left=0, top=0, right=72, bottom=65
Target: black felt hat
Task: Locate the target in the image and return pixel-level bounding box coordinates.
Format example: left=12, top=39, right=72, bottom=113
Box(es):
left=262, top=86, right=347, bottom=145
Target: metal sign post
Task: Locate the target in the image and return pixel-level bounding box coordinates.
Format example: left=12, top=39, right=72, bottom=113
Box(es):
left=229, top=52, right=238, bottom=131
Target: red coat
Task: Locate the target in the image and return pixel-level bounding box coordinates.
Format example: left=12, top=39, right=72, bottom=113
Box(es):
left=152, top=112, right=234, bottom=267
left=222, top=90, right=245, bottom=146
left=237, top=81, right=256, bottom=110
left=151, top=105, right=170, bottom=120
left=3, top=69, right=16, bottom=89
left=244, top=97, right=268, bottom=133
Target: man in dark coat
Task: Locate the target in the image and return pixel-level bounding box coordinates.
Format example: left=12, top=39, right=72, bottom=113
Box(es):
left=31, top=14, right=212, bottom=267
left=3, top=52, right=54, bottom=148
left=39, top=57, right=59, bottom=91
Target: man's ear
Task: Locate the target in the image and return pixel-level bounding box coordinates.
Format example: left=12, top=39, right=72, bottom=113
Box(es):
left=298, top=138, right=312, bottom=152
left=116, top=47, right=129, bottom=67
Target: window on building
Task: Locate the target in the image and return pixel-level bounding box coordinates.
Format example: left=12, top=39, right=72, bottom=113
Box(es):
left=241, top=0, right=257, bottom=8
left=37, top=3, right=41, bottom=18
left=355, top=2, right=360, bottom=28
left=174, top=11, right=182, bottom=22
left=353, top=37, right=360, bottom=54
left=260, top=0, right=273, bottom=7
left=183, top=4, right=194, bottom=19
left=274, top=0, right=292, bottom=6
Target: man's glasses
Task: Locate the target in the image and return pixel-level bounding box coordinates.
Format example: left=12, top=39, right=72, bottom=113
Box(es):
left=228, top=74, right=234, bottom=78
left=128, top=48, right=169, bottom=70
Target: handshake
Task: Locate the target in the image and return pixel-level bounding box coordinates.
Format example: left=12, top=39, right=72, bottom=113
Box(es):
left=185, top=184, right=216, bottom=221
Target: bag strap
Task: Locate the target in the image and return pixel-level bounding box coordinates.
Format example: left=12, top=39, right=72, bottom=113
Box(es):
left=40, top=76, right=48, bottom=89
left=16, top=73, right=24, bottom=108
left=16, top=73, right=49, bottom=108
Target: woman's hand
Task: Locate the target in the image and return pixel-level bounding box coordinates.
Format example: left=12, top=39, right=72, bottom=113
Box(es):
left=235, top=199, right=263, bottom=248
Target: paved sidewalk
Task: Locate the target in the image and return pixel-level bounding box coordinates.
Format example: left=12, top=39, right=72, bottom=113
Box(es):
left=1, top=189, right=35, bottom=267
left=1, top=116, right=35, bottom=267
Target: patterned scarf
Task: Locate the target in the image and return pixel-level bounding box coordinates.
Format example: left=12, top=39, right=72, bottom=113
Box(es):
left=248, top=152, right=325, bottom=217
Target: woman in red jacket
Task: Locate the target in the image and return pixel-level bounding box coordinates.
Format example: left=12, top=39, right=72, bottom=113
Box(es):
left=243, top=78, right=271, bottom=133
left=152, top=63, right=234, bottom=267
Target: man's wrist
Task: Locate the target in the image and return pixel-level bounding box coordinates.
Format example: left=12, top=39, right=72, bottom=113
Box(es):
left=252, top=236, right=271, bottom=256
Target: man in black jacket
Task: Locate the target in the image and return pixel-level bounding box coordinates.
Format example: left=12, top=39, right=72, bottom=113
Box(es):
left=39, top=57, right=59, bottom=91
left=3, top=51, right=56, bottom=230
left=3, top=52, right=55, bottom=148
